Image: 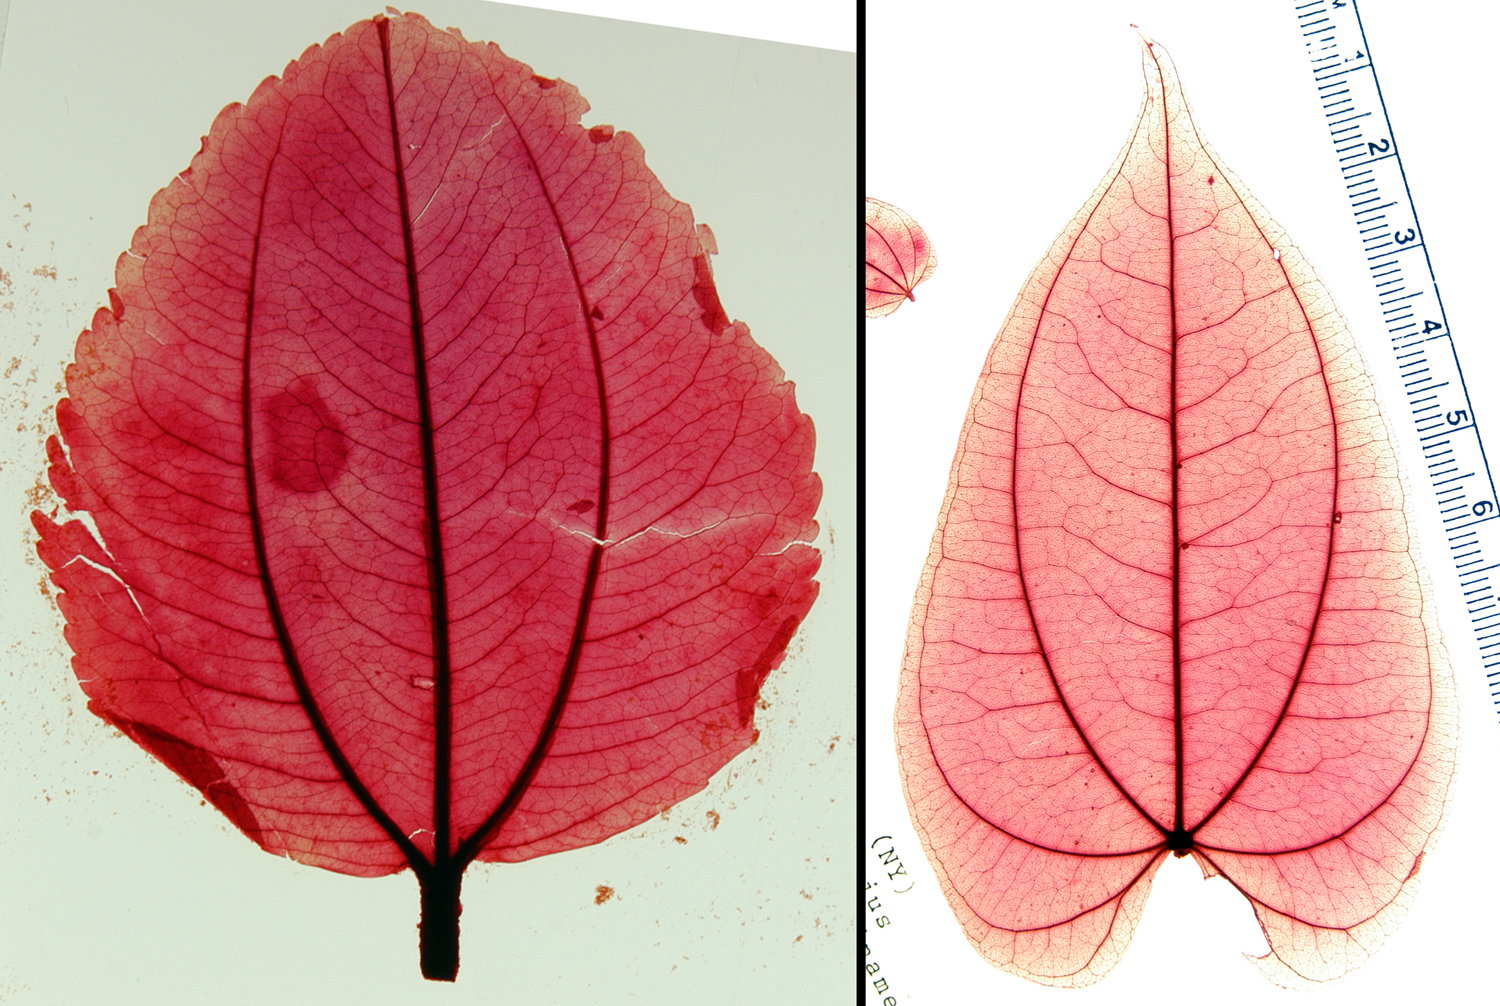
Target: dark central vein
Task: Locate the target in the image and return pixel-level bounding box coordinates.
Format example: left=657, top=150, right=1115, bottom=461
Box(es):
left=377, top=17, right=455, bottom=866
left=1156, top=46, right=1187, bottom=844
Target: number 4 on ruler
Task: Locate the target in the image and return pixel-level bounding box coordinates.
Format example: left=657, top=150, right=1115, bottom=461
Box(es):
left=1297, top=0, right=1500, bottom=706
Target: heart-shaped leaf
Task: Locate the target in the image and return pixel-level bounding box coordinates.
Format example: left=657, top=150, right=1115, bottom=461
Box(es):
left=896, top=37, right=1454, bottom=988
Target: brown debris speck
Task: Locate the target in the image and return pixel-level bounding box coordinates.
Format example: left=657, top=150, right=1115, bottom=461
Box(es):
left=25, top=476, right=50, bottom=509
left=594, top=885, right=614, bottom=905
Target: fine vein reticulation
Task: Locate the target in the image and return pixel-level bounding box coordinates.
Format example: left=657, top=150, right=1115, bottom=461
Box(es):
left=33, top=11, right=820, bottom=981
left=895, top=37, right=1454, bottom=988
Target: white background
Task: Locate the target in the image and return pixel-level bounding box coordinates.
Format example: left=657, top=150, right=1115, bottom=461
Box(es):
left=0, top=0, right=853, bottom=1002
left=869, top=1, right=1500, bottom=1002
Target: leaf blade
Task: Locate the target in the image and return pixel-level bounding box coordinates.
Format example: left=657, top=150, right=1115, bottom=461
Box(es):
left=35, top=10, right=821, bottom=975
left=896, top=35, right=1454, bottom=988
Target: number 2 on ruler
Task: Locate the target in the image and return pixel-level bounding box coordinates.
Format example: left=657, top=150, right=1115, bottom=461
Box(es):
left=1298, top=0, right=1500, bottom=706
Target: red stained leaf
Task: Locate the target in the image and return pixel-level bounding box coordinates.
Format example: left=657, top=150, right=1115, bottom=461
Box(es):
left=895, top=38, right=1454, bottom=988
left=866, top=197, right=936, bottom=318
left=32, top=11, right=820, bottom=981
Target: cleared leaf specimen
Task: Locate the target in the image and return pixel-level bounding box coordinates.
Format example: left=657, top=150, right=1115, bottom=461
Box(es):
left=33, top=10, right=820, bottom=981
left=866, top=196, right=936, bottom=317
left=895, top=37, right=1454, bottom=988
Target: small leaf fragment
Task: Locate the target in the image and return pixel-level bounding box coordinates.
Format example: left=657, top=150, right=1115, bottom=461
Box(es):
left=866, top=197, right=936, bottom=318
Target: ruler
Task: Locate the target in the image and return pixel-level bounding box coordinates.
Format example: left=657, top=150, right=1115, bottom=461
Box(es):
left=1296, top=0, right=1500, bottom=710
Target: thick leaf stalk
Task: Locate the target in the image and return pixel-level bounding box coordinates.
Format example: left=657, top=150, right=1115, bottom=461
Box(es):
left=418, top=866, right=463, bottom=981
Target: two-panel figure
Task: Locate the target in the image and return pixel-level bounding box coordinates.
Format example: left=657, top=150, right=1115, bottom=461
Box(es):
left=2, top=1, right=1495, bottom=1004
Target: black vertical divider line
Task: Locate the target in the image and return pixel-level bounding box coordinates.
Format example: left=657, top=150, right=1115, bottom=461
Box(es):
left=855, top=0, right=867, bottom=997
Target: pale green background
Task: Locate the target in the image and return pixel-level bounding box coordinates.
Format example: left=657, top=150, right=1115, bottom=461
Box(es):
left=0, top=1, right=854, bottom=1001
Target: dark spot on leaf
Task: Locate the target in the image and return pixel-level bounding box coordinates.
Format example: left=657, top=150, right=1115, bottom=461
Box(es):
left=532, top=74, right=557, bottom=89
left=567, top=499, right=595, bottom=514
left=691, top=254, right=730, bottom=336
left=588, top=124, right=614, bottom=144
left=590, top=305, right=604, bottom=321
left=737, top=616, right=799, bottom=727
left=263, top=376, right=351, bottom=494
